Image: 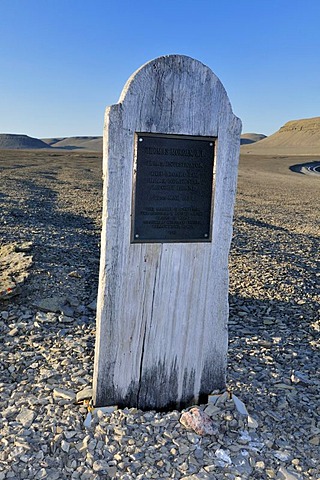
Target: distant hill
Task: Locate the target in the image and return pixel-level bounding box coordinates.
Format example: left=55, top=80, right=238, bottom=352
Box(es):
left=41, top=137, right=65, bottom=146
left=0, top=134, right=103, bottom=152
left=0, top=134, right=50, bottom=149
left=240, top=133, right=267, bottom=145
left=42, top=136, right=103, bottom=151
left=3, top=118, right=320, bottom=155
left=241, top=117, right=320, bottom=155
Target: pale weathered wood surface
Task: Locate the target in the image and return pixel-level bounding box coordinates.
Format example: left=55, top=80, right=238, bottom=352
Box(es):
left=93, top=55, right=241, bottom=409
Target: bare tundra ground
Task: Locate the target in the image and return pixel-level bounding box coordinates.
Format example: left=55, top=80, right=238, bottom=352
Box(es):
left=0, top=149, right=319, bottom=479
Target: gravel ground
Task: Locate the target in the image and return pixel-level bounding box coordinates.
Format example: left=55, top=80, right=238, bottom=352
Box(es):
left=0, top=150, right=319, bottom=479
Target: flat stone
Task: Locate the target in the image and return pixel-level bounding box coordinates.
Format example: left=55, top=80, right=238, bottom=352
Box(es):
left=16, top=408, right=35, bottom=428
left=8, top=327, right=18, bottom=336
left=278, top=466, right=302, bottom=480
left=33, top=296, right=67, bottom=313
left=87, top=300, right=97, bottom=311
left=3, top=406, right=17, bottom=419
left=309, top=436, right=320, bottom=446
left=46, top=471, right=61, bottom=480
left=203, top=465, right=216, bottom=473
left=204, top=404, right=220, bottom=416
left=274, top=450, right=291, bottom=461
left=35, top=311, right=57, bottom=323
left=178, top=444, right=190, bottom=455
left=58, top=313, right=74, bottom=323
left=68, top=270, right=82, bottom=278
left=274, top=383, right=295, bottom=390
left=106, top=466, right=117, bottom=477
left=94, top=405, right=118, bottom=416
left=76, top=387, right=93, bottom=402
left=233, top=452, right=252, bottom=476
left=60, top=305, right=75, bottom=317
left=187, top=432, right=200, bottom=444
left=53, top=388, right=76, bottom=401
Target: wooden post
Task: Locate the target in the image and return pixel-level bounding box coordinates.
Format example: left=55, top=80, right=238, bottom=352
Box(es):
left=93, top=55, right=241, bottom=410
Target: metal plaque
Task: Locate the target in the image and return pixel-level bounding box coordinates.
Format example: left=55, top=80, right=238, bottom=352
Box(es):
left=132, top=133, right=215, bottom=243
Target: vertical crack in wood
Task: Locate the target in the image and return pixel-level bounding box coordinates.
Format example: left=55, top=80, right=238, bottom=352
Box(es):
left=136, top=291, right=148, bottom=405
left=137, top=249, right=162, bottom=406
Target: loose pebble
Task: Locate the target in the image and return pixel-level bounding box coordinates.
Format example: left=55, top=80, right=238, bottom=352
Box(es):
left=53, top=388, right=76, bottom=401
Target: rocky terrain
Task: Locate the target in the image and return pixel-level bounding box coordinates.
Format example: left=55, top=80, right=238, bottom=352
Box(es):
left=0, top=149, right=319, bottom=479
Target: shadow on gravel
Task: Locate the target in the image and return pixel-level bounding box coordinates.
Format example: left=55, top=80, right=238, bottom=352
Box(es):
left=1, top=174, right=100, bottom=304
left=6, top=178, right=95, bottom=231
left=0, top=163, right=40, bottom=170
left=238, top=216, right=287, bottom=232
left=229, top=213, right=319, bottom=398
left=228, top=293, right=319, bottom=401
left=233, top=216, right=319, bottom=267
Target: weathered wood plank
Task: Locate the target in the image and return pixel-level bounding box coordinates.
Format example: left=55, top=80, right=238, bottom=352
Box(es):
left=93, top=55, right=241, bottom=409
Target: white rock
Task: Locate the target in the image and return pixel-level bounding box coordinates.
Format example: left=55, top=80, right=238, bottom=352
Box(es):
left=274, top=450, right=291, bottom=461
left=58, top=313, right=74, bottom=323
left=61, top=440, right=70, bottom=453
left=38, top=468, right=48, bottom=479
left=16, top=408, right=35, bottom=427
left=8, top=327, right=18, bottom=337
left=36, top=311, right=56, bottom=323
left=215, top=448, right=232, bottom=464
left=248, top=414, right=258, bottom=429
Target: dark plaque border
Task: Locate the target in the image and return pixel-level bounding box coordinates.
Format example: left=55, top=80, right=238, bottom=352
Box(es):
left=131, top=133, right=215, bottom=243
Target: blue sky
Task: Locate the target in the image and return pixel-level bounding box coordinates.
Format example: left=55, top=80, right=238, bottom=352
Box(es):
left=0, top=0, right=319, bottom=138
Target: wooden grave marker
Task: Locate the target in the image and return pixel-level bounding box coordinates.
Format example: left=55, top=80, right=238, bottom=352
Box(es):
left=93, top=55, right=241, bottom=410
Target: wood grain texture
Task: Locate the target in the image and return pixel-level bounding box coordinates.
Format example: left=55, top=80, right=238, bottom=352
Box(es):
left=93, top=55, right=241, bottom=409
